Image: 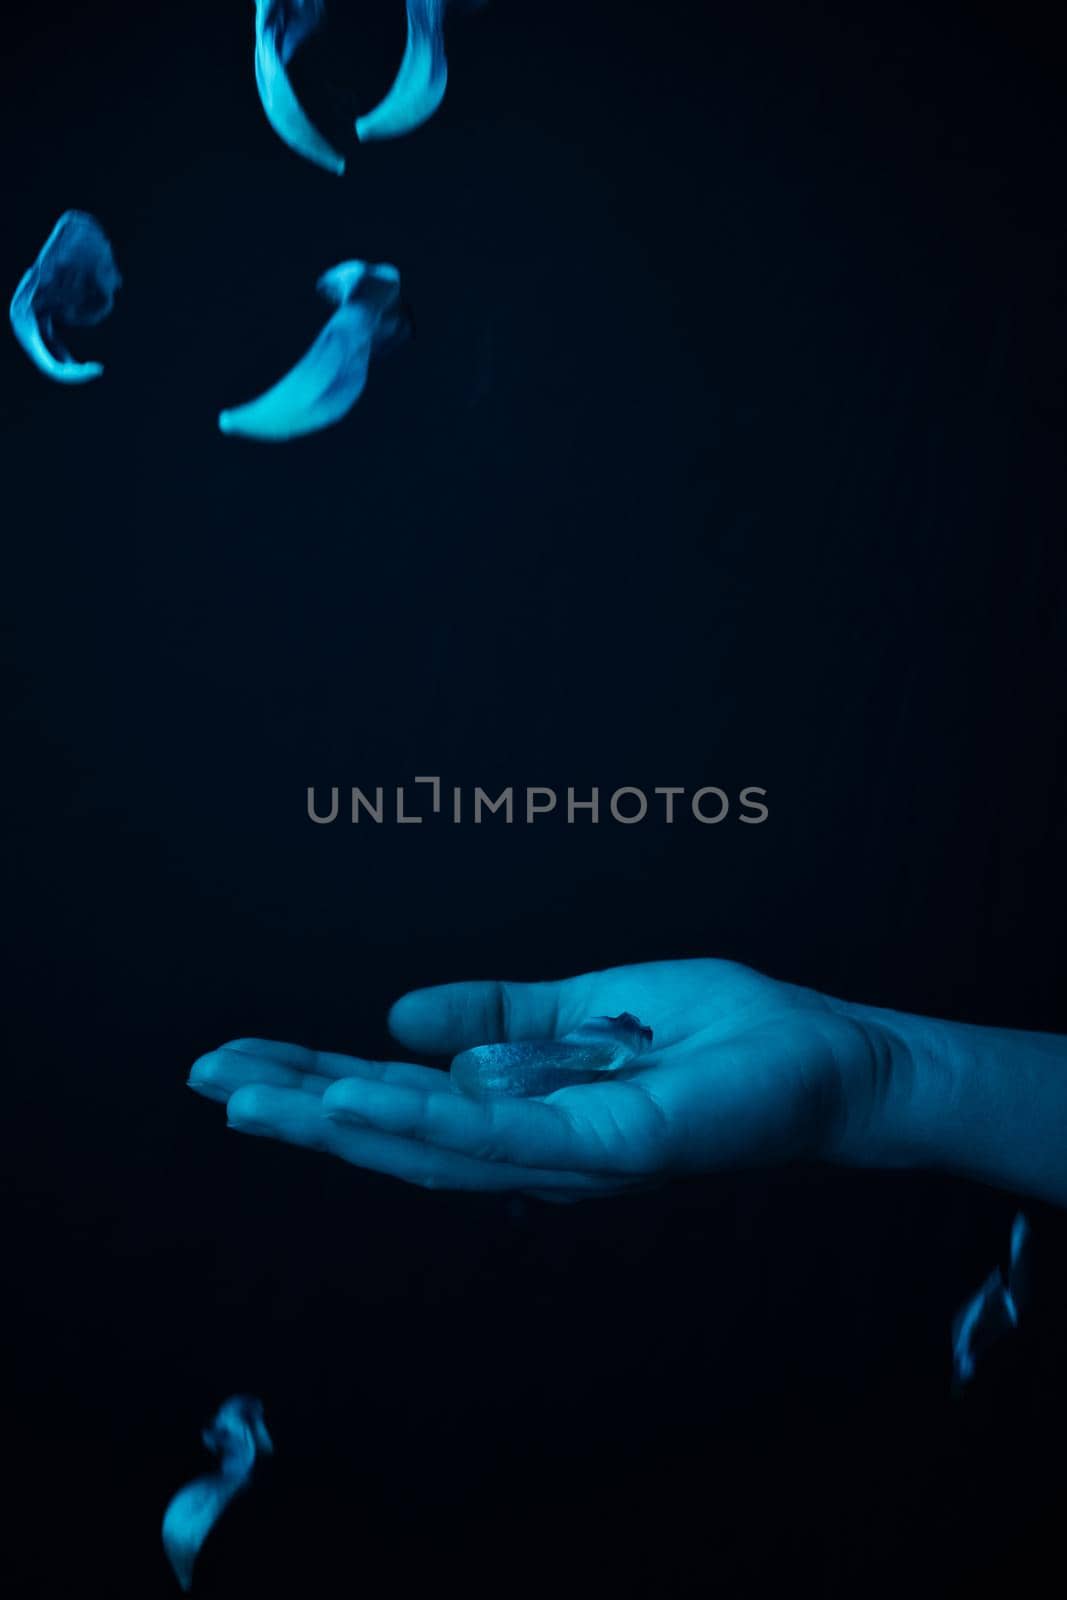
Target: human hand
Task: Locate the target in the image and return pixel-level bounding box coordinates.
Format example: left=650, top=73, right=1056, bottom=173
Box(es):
left=188, top=959, right=922, bottom=1200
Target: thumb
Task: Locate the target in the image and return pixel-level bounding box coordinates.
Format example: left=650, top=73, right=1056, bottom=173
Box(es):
left=387, top=978, right=571, bottom=1056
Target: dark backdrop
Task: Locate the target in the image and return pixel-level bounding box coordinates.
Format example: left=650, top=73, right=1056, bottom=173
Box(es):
left=2, top=1, right=1065, bottom=1594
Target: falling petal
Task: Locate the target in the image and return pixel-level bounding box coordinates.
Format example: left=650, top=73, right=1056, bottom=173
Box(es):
left=162, top=1395, right=273, bottom=1592
left=218, top=259, right=407, bottom=442
left=254, top=0, right=345, bottom=174
left=9, top=211, right=121, bottom=384
left=451, top=1013, right=654, bottom=1100
left=951, top=1212, right=1031, bottom=1389
left=356, top=0, right=483, bottom=141
left=1006, top=1210, right=1030, bottom=1306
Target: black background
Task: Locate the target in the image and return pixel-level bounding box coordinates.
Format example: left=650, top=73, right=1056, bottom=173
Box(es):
left=2, top=1, right=1065, bottom=1594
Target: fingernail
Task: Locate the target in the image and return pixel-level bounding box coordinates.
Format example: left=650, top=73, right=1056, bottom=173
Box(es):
left=322, top=1104, right=369, bottom=1125
left=187, top=1073, right=231, bottom=1104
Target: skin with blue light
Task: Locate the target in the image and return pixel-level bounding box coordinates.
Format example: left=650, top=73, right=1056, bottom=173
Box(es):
left=189, top=959, right=1067, bottom=1207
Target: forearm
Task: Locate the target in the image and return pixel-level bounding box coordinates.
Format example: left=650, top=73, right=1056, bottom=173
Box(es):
left=841, top=1000, right=1067, bottom=1207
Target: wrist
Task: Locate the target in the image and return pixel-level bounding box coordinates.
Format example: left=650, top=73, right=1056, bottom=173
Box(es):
left=826, top=998, right=954, bottom=1170
left=830, top=998, right=1067, bottom=1206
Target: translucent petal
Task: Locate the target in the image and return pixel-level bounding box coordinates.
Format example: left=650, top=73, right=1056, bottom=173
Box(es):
left=451, top=1013, right=654, bottom=1100
left=356, top=0, right=452, bottom=142
left=162, top=1395, right=272, bottom=1592
left=254, top=0, right=345, bottom=174
left=9, top=211, right=121, bottom=385
left=218, top=260, right=406, bottom=442
left=951, top=1213, right=1031, bottom=1388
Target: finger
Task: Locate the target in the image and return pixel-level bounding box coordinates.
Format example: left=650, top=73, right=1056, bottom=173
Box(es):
left=387, top=977, right=593, bottom=1055
left=188, top=1047, right=332, bottom=1103
left=224, top=1085, right=627, bottom=1194
left=321, top=1075, right=661, bottom=1174
left=213, top=1038, right=445, bottom=1085
left=190, top=1044, right=445, bottom=1103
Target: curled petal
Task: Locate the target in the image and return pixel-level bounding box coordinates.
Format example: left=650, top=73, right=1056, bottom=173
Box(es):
left=9, top=211, right=121, bottom=384
left=951, top=1212, right=1031, bottom=1389
left=162, top=1395, right=272, bottom=1592
left=356, top=0, right=458, bottom=142
left=218, top=260, right=406, bottom=442
left=451, top=1013, right=654, bottom=1101
left=255, top=0, right=345, bottom=175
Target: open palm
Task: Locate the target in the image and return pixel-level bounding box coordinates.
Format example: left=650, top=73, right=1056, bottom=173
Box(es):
left=188, top=960, right=904, bottom=1200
